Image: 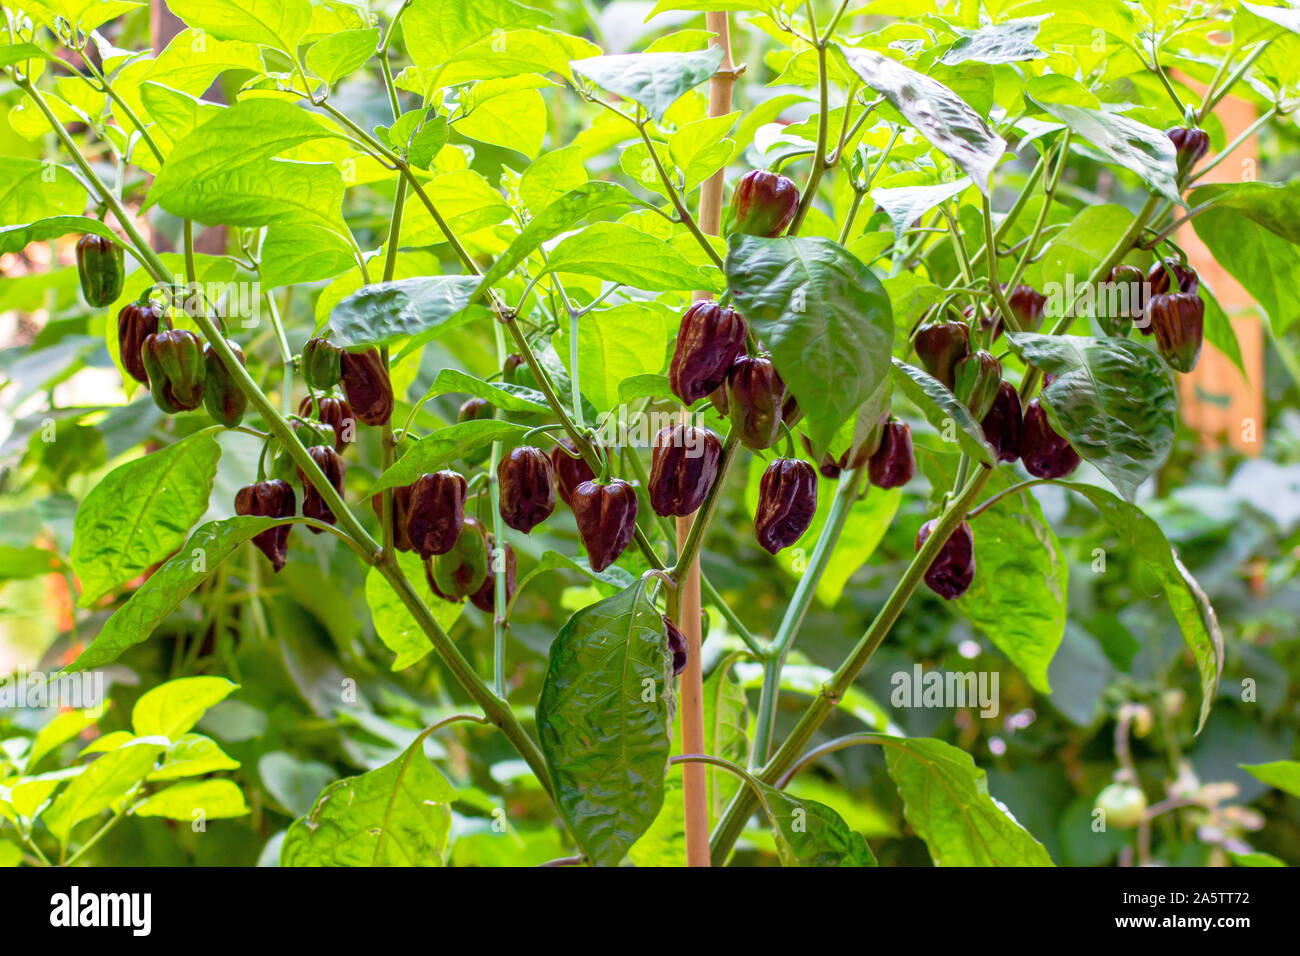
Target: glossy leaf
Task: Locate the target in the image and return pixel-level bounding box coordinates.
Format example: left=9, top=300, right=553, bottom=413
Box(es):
left=365, top=551, right=464, bottom=670
left=327, top=275, right=492, bottom=349
left=759, top=783, right=878, bottom=867
left=0, top=216, right=121, bottom=255
left=148, top=733, right=240, bottom=781
left=132, top=677, right=238, bottom=741
left=871, top=178, right=971, bottom=243
left=571, top=46, right=724, bottom=122
left=305, top=27, right=380, bottom=85
left=1241, top=761, right=1300, bottom=798
left=368, top=421, right=530, bottom=494
left=415, top=368, right=551, bottom=415
left=1191, top=204, right=1300, bottom=333
left=942, top=17, right=1049, bottom=64
left=891, top=359, right=995, bottom=466
left=542, top=221, right=713, bottom=292
left=0, top=157, right=86, bottom=225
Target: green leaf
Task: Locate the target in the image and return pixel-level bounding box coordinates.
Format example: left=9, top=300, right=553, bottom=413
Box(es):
left=1021, top=204, right=1134, bottom=291
left=26, top=710, right=101, bottom=772
left=369, top=421, right=530, bottom=494
left=1191, top=204, right=1300, bottom=333
left=758, top=783, right=877, bottom=867
left=942, top=17, right=1048, bottom=64
left=1028, top=99, right=1180, bottom=204
left=134, top=779, right=248, bottom=819
left=954, top=473, right=1066, bottom=693
left=556, top=301, right=673, bottom=410
left=0, top=157, right=86, bottom=226
left=843, top=48, right=1005, bottom=195
left=537, top=581, right=674, bottom=866
left=132, top=677, right=238, bottom=741
left=725, top=235, right=894, bottom=453
left=542, top=221, right=711, bottom=292
left=71, top=431, right=222, bottom=606
left=571, top=46, right=724, bottom=122
left=327, top=275, right=492, bottom=349
left=436, top=28, right=599, bottom=86
left=871, top=178, right=971, bottom=243
left=519, top=145, right=588, bottom=214
left=456, top=88, right=547, bottom=158
left=703, top=662, right=749, bottom=817
left=1188, top=181, right=1300, bottom=246
left=407, top=116, right=449, bottom=170
left=1059, top=482, right=1223, bottom=732
left=402, top=0, right=549, bottom=94
left=877, top=735, right=1054, bottom=866
left=148, top=733, right=240, bottom=781
left=67, top=517, right=283, bottom=671
left=365, top=551, right=464, bottom=670
left=891, top=359, right=995, bottom=466
left=305, top=27, right=379, bottom=85
left=1241, top=761, right=1300, bottom=798
left=168, top=0, right=311, bottom=53
left=260, top=221, right=356, bottom=287
left=0, top=216, right=121, bottom=255
left=1006, top=333, right=1176, bottom=501
left=515, top=550, right=637, bottom=601
left=0, top=43, right=53, bottom=70
left=281, top=735, right=456, bottom=866
left=43, top=739, right=165, bottom=845
left=415, top=368, right=551, bottom=415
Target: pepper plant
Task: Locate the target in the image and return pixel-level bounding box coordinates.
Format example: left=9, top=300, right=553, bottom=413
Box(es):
left=1, top=0, right=1299, bottom=868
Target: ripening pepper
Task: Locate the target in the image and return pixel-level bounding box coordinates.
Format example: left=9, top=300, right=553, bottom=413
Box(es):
left=1146, top=257, right=1199, bottom=298
left=867, top=419, right=916, bottom=489
left=914, top=320, right=970, bottom=389
left=371, top=483, right=415, bottom=552
left=980, top=381, right=1023, bottom=463
left=915, top=519, right=976, bottom=600
left=202, top=342, right=248, bottom=427
left=954, top=350, right=1002, bottom=421
left=406, top=470, right=467, bottom=558
left=426, top=517, right=490, bottom=602
left=503, top=353, right=524, bottom=384
left=235, top=479, right=296, bottom=572
left=340, top=347, right=394, bottom=426
left=458, top=396, right=491, bottom=423
left=1006, top=284, right=1047, bottom=334
left=726, top=354, right=786, bottom=450
left=648, top=424, right=722, bottom=517
left=498, top=446, right=555, bottom=533
left=75, top=234, right=124, bottom=307
left=1166, top=126, right=1210, bottom=175
left=731, top=170, right=800, bottom=238
left=469, top=538, right=516, bottom=613
left=1099, top=264, right=1146, bottom=337
left=301, top=337, right=343, bottom=390
left=550, top=438, right=596, bottom=508
left=142, top=329, right=206, bottom=413
left=754, top=458, right=817, bottom=554
left=298, top=395, right=355, bottom=452
left=668, top=300, right=748, bottom=405
left=297, top=444, right=345, bottom=532
left=1147, top=291, right=1204, bottom=373
left=664, top=617, right=688, bottom=677
left=572, top=478, right=639, bottom=572
left=116, top=299, right=163, bottom=385
left=1019, top=398, right=1080, bottom=479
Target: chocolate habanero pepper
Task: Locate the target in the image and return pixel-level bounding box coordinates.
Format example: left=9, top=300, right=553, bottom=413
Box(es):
left=648, top=424, right=722, bottom=517
left=1147, top=291, right=1204, bottom=373
left=914, top=320, right=970, bottom=389
left=116, top=299, right=163, bottom=385
left=668, top=300, right=748, bottom=405
left=867, top=419, right=916, bottom=489
left=1146, top=257, right=1199, bottom=298
left=664, top=617, right=688, bottom=676
left=339, top=347, right=394, bottom=426
left=301, top=336, right=343, bottom=390
left=1005, top=284, right=1047, bottom=334
left=1019, top=397, right=1080, bottom=479
left=76, top=234, right=124, bottom=307
left=726, top=354, right=786, bottom=451
left=202, top=341, right=248, bottom=427
left=980, top=381, right=1023, bottom=463
left=549, top=437, right=596, bottom=508
left=498, top=446, right=556, bottom=533
left=469, top=538, right=516, bottom=613
left=754, top=458, right=817, bottom=554
left=1099, top=263, right=1146, bottom=337
left=298, top=395, right=355, bottom=453
left=427, top=517, right=490, bottom=602
left=1166, top=126, right=1210, bottom=175
left=458, top=397, right=493, bottom=465
left=731, top=169, right=800, bottom=238
left=142, top=328, right=206, bottom=413
left=371, top=483, right=415, bottom=552
left=406, top=470, right=467, bottom=558
left=915, top=519, right=976, bottom=600
left=572, top=478, right=639, bottom=572
left=954, top=349, right=1002, bottom=421
left=235, top=479, right=296, bottom=572
left=297, top=445, right=345, bottom=531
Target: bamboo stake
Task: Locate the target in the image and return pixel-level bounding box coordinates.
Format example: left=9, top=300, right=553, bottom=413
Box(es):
left=678, top=11, right=737, bottom=869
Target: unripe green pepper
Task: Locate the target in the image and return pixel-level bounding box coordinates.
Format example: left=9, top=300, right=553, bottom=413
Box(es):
left=426, top=516, right=490, bottom=602
left=954, top=349, right=1001, bottom=421
left=301, top=337, right=343, bottom=390
left=914, top=320, right=969, bottom=389
left=142, top=329, right=206, bottom=413
left=203, top=341, right=248, bottom=427
left=76, top=234, right=124, bottom=307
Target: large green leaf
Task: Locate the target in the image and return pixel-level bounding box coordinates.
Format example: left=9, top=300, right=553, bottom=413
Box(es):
left=1241, top=761, right=1300, bottom=798
left=1188, top=180, right=1300, bottom=245
left=1059, top=482, right=1223, bottom=732
left=891, top=359, right=995, bottom=466
left=870, top=178, right=971, bottom=243
left=955, top=473, right=1066, bottom=693
left=132, top=677, right=238, bottom=741
left=536, top=581, right=674, bottom=866
left=413, top=368, right=551, bottom=415
left=0, top=216, right=121, bottom=255
left=555, top=301, right=673, bottom=409
left=571, top=46, right=724, bottom=122
left=327, top=275, right=492, bottom=349
left=877, top=736, right=1054, bottom=866
left=1006, top=333, right=1176, bottom=501
left=725, top=235, right=894, bottom=453
left=70, top=431, right=222, bottom=607
left=843, top=48, right=1005, bottom=195
left=758, top=783, right=877, bottom=867
left=703, top=660, right=749, bottom=818
left=941, top=17, right=1048, bottom=65
left=402, top=0, right=550, bottom=94
left=368, top=421, right=530, bottom=494
left=1191, top=205, right=1300, bottom=334
left=280, top=735, right=456, bottom=866
left=67, top=517, right=281, bottom=671
left=0, top=157, right=86, bottom=226
left=43, top=739, right=166, bottom=845
left=168, top=0, right=311, bottom=52
left=542, top=222, right=712, bottom=292
left=305, top=27, right=380, bottom=85
left=365, top=551, right=464, bottom=670
left=133, top=779, right=248, bottom=819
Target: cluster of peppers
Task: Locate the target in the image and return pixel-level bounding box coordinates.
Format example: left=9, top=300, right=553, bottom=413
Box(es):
left=1102, top=256, right=1204, bottom=374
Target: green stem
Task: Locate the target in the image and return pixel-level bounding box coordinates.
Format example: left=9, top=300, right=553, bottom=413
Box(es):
left=633, top=121, right=726, bottom=270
